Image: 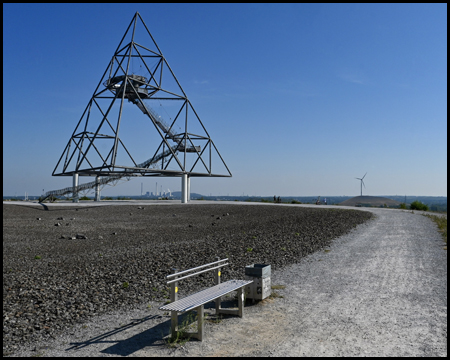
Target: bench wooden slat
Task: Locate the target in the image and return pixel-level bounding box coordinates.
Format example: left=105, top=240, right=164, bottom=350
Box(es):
left=159, top=279, right=253, bottom=313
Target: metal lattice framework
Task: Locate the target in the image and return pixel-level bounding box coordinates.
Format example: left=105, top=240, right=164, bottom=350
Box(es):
left=52, top=12, right=231, bottom=184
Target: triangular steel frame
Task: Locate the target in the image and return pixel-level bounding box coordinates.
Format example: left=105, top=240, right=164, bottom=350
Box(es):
left=53, top=12, right=231, bottom=179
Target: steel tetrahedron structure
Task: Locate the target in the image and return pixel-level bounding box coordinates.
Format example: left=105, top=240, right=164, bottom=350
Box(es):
left=46, top=12, right=231, bottom=203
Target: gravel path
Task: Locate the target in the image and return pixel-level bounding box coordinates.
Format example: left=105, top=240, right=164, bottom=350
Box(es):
left=4, top=202, right=447, bottom=357
left=265, top=208, right=447, bottom=357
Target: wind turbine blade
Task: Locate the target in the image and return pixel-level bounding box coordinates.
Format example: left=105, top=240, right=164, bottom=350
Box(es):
left=362, top=172, right=367, bottom=179
left=362, top=181, right=365, bottom=188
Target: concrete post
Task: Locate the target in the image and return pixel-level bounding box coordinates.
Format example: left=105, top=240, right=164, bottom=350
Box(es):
left=94, top=176, right=101, bottom=201
left=72, top=173, right=79, bottom=203
left=181, top=173, right=188, bottom=203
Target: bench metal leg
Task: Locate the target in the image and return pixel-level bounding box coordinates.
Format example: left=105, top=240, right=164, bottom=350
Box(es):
left=215, top=256, right=221, bottom=314
left=197, top=305, right=204, bottom=341
left=237, top=286, right=244, bottom=317
left=171, top=311, right=178, bottom=339
left=186, top=306, right=204, bottom=341
left=170, top=268, right=179, bottom=339
left=215, top=297, right=221, bottom=315
left=215, top=296, right=221, bottom=313
left=216, top=286, right=245, bottom=317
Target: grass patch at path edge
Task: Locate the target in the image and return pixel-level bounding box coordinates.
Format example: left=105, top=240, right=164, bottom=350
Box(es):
left=425, top=214, right=447, bottom=247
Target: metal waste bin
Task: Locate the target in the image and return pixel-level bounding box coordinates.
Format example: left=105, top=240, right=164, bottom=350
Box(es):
left=244, top=264, right=271, bottom=300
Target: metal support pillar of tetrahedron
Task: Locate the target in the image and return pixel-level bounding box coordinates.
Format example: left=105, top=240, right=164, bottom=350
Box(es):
left=181, top=173, right=188, bottom=203
left=187, top=175, right=191, bottom=201
left=94, top=176, right=101, bottom=201
left=72, top=173, right=79, bottom=203
left=50, top=12, right=231, bottom=203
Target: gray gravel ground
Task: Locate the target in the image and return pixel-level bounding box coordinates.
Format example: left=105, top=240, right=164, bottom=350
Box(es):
left=3, top=201, right=373, bottom=355
left=4, top=202, right=447, bottom=357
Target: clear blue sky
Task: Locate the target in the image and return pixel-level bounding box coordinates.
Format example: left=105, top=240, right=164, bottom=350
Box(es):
left=3, top=3, right=447, bottom=197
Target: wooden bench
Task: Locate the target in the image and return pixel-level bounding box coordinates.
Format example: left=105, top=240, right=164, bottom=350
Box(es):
left=159, top=257, right=253, bottom=341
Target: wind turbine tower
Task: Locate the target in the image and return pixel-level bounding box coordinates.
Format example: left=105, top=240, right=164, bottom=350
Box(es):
left=355, top=172, right=367, bottom=196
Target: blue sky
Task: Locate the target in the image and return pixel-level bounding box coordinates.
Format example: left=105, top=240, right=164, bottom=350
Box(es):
left=3, top=3, right=447, bottom=197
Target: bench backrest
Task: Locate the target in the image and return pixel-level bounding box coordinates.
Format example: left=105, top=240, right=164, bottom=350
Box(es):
left=166, top=257, right=229, bottom=284
left=165, top=257, right=228, bottom=303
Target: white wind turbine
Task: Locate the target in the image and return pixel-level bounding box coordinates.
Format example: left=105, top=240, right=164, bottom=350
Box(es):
left=355, top=172, right=367, bottom=196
